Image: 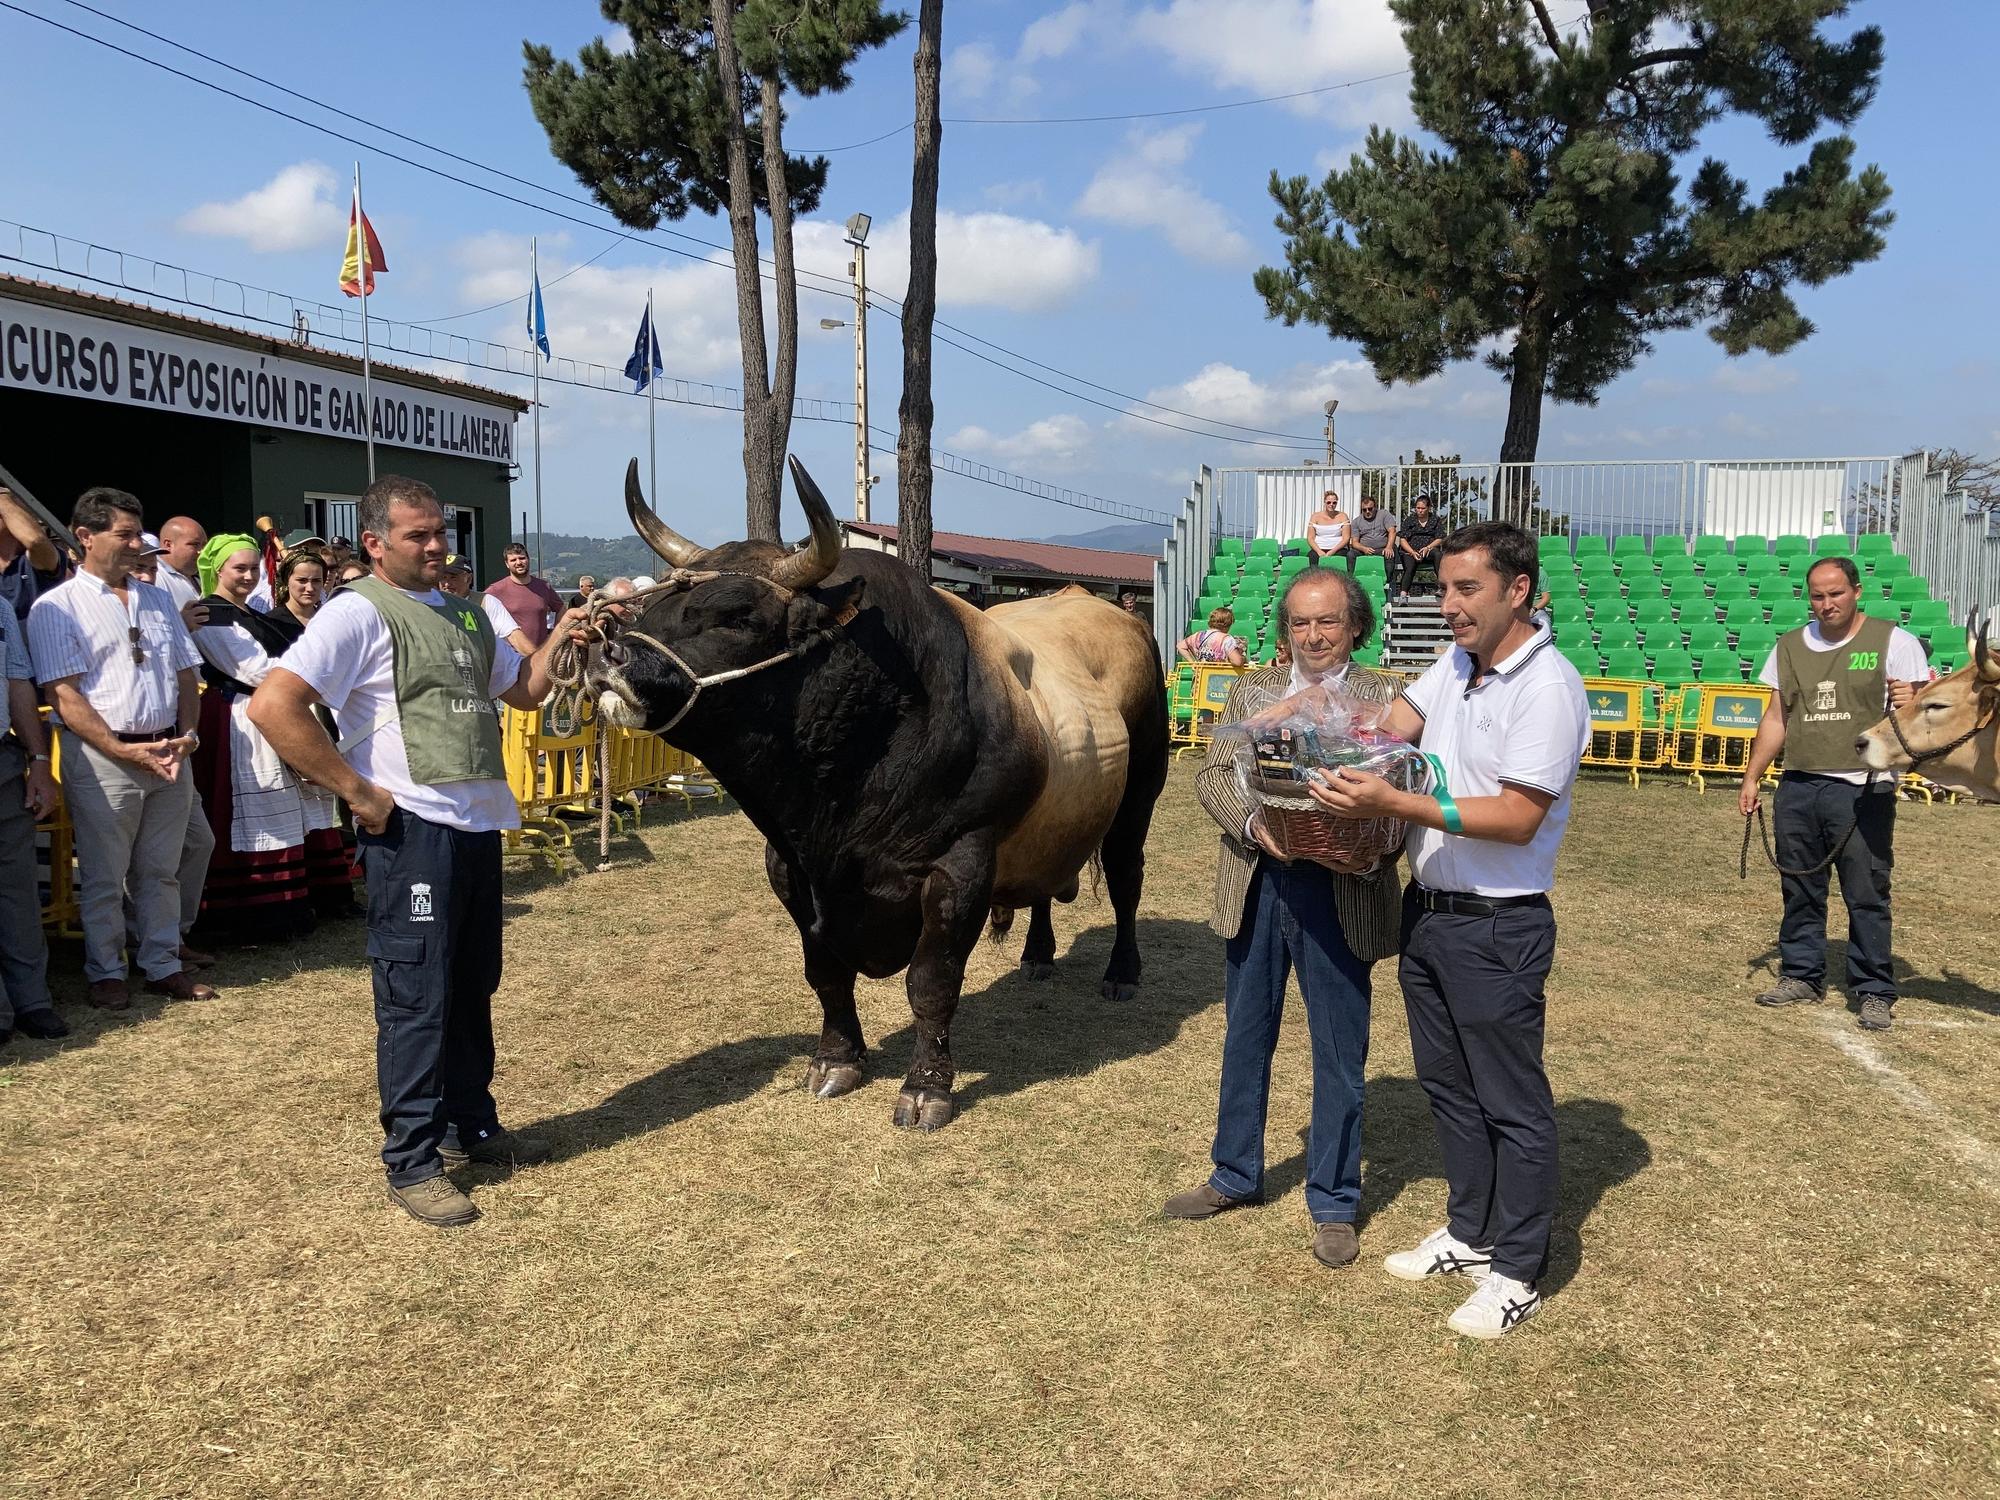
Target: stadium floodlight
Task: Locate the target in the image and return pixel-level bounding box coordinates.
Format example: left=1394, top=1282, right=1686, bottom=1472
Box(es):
left=845, top=212, right=872, bottom=245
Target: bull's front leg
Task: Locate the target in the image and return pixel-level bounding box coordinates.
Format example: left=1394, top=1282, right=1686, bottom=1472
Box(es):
left=767, top=844, right=866, bottom=1100
left=894, top=832, right=996, bottom=1131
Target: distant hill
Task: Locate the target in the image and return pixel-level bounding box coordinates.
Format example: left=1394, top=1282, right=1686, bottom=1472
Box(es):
left=1037, top=522, right=1168, bottom=554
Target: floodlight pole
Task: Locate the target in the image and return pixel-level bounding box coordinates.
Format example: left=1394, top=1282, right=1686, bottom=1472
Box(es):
left=848, top=236, right=870, bottom=522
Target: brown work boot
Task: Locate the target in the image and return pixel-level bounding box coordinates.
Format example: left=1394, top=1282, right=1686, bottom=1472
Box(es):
left=387, top=1174, right=480, bottom=1228
left=177, top=943, right=217, bottom=969
left=1163, top=1182, right=1262, bottom=1220
left=1312, top=1221, right=1360, bottom=1269
left=88, top=978, right=131, bottom=1011
left=1754, top=977, right=1823, bottom=1008
left=439, top=1128, right=550, bottom=1169
left=143, top=970, right=220, bottom=1001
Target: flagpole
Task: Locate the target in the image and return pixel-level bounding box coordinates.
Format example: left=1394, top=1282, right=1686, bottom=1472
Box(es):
left=646, top=286, right=657, bottom=506
left=354, top=161, right=376, bottom=483
left=531, top=236, right=543, bottom=574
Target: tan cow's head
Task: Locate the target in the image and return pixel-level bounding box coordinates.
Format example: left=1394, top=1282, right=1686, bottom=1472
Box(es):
left=1854, top=616, right=2000, bottom=800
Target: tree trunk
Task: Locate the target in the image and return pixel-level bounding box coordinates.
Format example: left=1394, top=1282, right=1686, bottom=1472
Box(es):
left=710, top=0, right=779, bottom=541
left=1497, top=320, right=1549, bottom=523
left=757, top=71, right=798, bottom=545
left=896, top=0, right=943, bottom=582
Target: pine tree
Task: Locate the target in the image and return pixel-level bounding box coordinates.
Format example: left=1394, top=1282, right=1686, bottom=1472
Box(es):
left=895, top=0, right=943, bottom=581
left=525, top=1, right=906, bottom=541
left=1254, top=1, right=1893, bottom=507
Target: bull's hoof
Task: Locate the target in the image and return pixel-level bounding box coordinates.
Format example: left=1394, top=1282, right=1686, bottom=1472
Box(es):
left=1100, top=979, right=1139, bottom=1003
left=803, top=1057, right=865, bottom=1099
left=892, top=1087, right=956, bottom=1131
left=1019, top=959, right=1056, bottom=981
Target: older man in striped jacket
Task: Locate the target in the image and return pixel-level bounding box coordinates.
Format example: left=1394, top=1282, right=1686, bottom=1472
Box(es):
left=1163, top=566, right=1404, bottom=1271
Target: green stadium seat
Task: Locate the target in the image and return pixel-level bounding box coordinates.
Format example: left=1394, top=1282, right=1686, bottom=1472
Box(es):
left=1283, top=536, right=1311, bottom=555
left=1656, top=556, right=1698, bottom=583
left=1766, top=601, right=1808, bottom=632
left=1612, top=535, right=1650, bottom=559
left=1561, top=647, right=1602, bottom=678
left=1215, top=537, right=1245, bottom=558
left=1698, top=555, right=1744, bottom=581
left=1749, top=577, right=1796, bottom=603
left=1591, top=601, right=1635, bottom=628
left=1854, top=533, right=1894, bottom=557
left=1931, top=648, right=1968, bottom=674
left=1351, top=555, right=1387, bottom=578
left=1352, top=645, right=1383, bottom=666
left=1905, top=599, right=1953, bottom=639
left=1868, top=553, right=1913, bottom=580
left=1739, top=552, right=1781, bottom=577
left=1710, top=576, right=1752, bottom=603
left=1573, top=535, right=1610, bottom=559
left=1813, top=534, right=1850, bottom=556
left=1732, top=534, right=1769, bottom=557
left=1543, top=566, right=1582, bottom=594
left=1697, top=654, right=1748, bottom=684
left=1773, top=533, right=1810, bottom=557
left=1889, top=578, right=1930, bottom=613
left=1622, top=574, right=1665, bottom=601
left=1684, top=622, right=1730, bottom=656
left=1635, top=626, right=1683, bottom=658
left=1594, top=621, right=1639, bottom=654
left=1248, top=537, right=1280, bottom=556
left=1692, top=535, right=1730, bottom=560
left=1722, top=601, right=1765, bottom=636
left=1602, top=648, right=1649, bottom=680
left=1550, top=598, right=1590, bottom=625
left=1651, top=648, right=1696, bottom=684
left=1650, top=536, right=1688, bottom=560
left=1632, top=599, right=1676, bottom=628
left=1537, top=534, right=1572, bottom=556
left=1276, top=557, right=1311, bottom=582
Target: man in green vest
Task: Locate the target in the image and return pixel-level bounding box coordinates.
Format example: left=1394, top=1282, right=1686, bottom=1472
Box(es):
left=1738, top=556, right=1928, bottom=1032
left=250, top=475, right=587, bottom=1227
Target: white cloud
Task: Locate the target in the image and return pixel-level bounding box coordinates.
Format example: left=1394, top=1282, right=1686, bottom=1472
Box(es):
left=179, top=162, right=346, bottom=253
left=981, top=178, right=1046, bottom=208
left=944, top=413, right=1095, bottom=467
left=1020, top=2, right=1094, bottom=62
left=1128, top=0, right=1412, bottom=127
left=1075, top=124, right=1252, bottom=264
left=1712, top=359, right=1799, bottom=395
left=944, top=41, right=1001, bottom=98
left=793, top=210, right=1099, bottom=313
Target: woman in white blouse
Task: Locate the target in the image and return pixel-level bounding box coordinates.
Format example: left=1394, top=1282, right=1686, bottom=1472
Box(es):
left=1307, top=492, right=1350, bottom=565
left=186, top=534, right=329, bottom=939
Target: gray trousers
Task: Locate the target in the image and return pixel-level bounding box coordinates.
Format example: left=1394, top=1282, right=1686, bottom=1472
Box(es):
left=0, top=741, right=53, bottom=1025
left=124, top=790, right=214, bottom=943
left=60, top=731, right=196, bottom=983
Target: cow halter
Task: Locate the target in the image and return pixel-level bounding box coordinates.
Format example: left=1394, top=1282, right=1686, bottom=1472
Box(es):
left=1883, top=689, right=1990, bottom=768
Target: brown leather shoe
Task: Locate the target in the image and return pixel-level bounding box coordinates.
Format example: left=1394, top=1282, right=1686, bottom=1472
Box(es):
left=88, top=978, right=132, bottom=1011
left=177, top=943, right=218, bottom=969
left=143, top=970, right=220, bottom=1001
left=1312, top=1221, right=1360, bottom=1269
left=1163, top=1182, right=1263, bottom=1220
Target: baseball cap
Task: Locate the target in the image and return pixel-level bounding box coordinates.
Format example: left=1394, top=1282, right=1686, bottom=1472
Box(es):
left=138, top=531, right=167, bottom=557
left=440, top=553, right=473, bottom=575
left=283, top=528, right=326, bottom=549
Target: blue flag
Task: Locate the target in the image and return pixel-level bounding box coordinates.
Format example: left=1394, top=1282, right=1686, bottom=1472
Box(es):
left=526, top=267, right=550, bottom=360
left=624, top=303, right=663, bottom=392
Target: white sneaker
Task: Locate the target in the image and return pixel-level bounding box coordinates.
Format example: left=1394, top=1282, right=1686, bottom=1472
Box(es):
left=1383, top=1225, right=1494, bottom=1282
left=1447, top=1272, right=1542, bottom=1339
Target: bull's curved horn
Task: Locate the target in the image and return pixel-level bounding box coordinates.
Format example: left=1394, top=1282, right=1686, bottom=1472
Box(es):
left=770, top=455, right=842, bottom=592
left=625, top=458, right=706, bottom=568
left=1978, top=610, right=1999, bottom=682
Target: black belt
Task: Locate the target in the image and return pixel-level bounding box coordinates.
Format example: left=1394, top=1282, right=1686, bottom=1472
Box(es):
left=1411, top=886, right=1550, bottom=916
left=112, top=728, right=174, bottom=744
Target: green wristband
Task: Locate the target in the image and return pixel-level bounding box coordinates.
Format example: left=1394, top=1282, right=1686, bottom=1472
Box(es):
left=1434, top=788, right=1464, bottom=835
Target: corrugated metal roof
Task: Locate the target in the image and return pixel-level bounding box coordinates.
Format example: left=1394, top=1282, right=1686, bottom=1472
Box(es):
left=0, top=272, right=529, bottom=413
left=844, top=521, right=1154, bottom=586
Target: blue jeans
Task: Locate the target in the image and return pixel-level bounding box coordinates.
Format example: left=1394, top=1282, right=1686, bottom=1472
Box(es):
left=1208, top=859, right=1373, bottom=1223
left=1775, top=774, right=1895, bottom=1001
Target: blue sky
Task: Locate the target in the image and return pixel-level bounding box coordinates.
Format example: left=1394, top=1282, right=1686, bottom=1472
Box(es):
left=3, top=0, right=1994, bottom=548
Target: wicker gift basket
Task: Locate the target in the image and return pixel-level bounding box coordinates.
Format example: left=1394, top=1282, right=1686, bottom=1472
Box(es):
left=1225, top=682, right=1431, bottom=865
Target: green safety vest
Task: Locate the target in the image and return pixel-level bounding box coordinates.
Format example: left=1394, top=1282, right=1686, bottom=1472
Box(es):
left=1774, top=612, right=1894, bottom=773
left=345, top=575, right=508, bottom=785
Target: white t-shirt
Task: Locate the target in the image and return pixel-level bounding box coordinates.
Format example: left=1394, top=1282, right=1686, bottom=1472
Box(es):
left=1402, top=626, right=1591, bottom=896
left=281, top=586, right=526, bottom=833
left=1757, top=618, right=1931, bottom=786
left=481, top=591, right=525, bottom=641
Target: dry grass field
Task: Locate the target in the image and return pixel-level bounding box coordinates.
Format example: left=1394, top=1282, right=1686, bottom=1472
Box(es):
left=2, top=766, right=1996, bottom=1499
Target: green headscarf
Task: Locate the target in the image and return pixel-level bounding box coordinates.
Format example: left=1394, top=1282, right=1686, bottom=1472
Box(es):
left=198, top=532, right=261, bottom=599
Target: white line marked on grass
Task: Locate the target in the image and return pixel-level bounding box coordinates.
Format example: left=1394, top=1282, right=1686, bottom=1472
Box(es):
left=1812, top=1014, right=2000, bottom=1192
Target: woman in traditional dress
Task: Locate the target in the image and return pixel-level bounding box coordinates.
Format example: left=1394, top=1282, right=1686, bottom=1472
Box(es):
left=187, top=535, right=322, bottom=940
left=264, top=550, right=361, bottom=916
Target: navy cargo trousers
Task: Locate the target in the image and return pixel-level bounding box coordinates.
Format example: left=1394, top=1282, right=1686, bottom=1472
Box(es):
left=358, top=808, right=504, bottom=1187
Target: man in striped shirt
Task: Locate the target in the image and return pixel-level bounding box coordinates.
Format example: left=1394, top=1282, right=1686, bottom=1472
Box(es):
left=28, top=488, right=218, bottom=1009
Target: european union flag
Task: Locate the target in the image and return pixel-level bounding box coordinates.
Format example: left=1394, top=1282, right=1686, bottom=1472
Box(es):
left=624, top=303, right=663, bottom=392
left=526, top=267, right=550, bottom=360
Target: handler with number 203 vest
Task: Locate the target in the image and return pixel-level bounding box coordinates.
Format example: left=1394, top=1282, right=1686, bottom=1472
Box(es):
left=249, top=476, right=588, bottom=1230
left=1738, top=555, right=1927, bottom=1033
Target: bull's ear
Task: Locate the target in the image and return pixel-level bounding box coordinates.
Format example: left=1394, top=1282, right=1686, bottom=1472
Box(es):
left=785, top=576, right=864, bottom=641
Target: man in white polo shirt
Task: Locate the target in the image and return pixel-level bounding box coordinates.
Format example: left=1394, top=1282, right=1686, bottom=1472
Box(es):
left=1313, top=520, right=1589, bottom=1338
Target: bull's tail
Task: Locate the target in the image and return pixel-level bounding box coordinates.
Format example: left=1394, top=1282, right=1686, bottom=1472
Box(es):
left=987, top=906, right=1016, bottom=943
left=1087, top=849, right=1104, bottom=900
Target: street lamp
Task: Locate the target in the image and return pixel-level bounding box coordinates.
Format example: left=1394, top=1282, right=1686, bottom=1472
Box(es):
left=844, top=212, right=872, bottom=522
left=1323, top=397, right=1339, bottom=468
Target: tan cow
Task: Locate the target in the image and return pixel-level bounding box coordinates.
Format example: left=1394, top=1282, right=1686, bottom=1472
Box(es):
left=1854, top=619, right=2000, bottom=801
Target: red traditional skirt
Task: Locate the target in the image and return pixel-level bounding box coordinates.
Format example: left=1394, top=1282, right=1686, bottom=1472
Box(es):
left=304, top=825, right=360, bottom=915
left=189, top=689, right=313, bottom=942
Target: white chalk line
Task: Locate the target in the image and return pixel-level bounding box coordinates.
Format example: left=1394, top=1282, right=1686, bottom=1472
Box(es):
left=1811, top=1014, right=2000, bottom=1192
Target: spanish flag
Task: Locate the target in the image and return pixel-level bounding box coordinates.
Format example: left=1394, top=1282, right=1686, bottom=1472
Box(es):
left=338, top=188, right=387, bottom=298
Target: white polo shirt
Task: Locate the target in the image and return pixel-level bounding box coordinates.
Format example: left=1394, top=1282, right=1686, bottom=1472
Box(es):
left=1401, top=625, right=1590, bottom=896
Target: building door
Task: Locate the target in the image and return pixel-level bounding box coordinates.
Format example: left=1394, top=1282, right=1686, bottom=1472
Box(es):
left=305, top=492, right=359, bottom=548
left=445, top=505, right=478, bottom=581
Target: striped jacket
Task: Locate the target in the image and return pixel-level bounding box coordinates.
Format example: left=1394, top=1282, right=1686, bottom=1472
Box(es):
left=1193, top=662, right=1407, bottom=960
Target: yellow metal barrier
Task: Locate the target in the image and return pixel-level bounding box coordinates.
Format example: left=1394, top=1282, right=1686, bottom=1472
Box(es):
left=1668, top=682, right=1773, bottom=793
left=498, top=703, right=723, bottom=866
left=1577, top=677, right=1672, bottom=786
